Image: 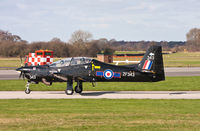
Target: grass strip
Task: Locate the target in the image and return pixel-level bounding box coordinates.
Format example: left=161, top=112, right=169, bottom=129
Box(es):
left=0, top=99, right=200, bottom=130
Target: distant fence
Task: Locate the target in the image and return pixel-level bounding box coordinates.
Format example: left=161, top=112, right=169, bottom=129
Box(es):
left=113, top=54, right=144, bottom=65
left=113, top=60, right=140, bottom=65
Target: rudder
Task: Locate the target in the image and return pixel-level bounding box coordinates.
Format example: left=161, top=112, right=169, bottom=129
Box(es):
left=138, top=45, right=165, bottom=81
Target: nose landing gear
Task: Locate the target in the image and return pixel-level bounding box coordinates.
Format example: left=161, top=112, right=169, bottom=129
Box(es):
left=25, top=81, right=31, bottom=94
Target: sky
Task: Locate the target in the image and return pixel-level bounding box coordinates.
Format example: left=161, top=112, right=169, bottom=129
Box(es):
left=0, top=0, right=200, bottom=42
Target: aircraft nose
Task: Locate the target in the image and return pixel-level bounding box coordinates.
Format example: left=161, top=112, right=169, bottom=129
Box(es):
left=16, top=67, right=23, bottom=71
left=16, top=67, right=31, bottom=72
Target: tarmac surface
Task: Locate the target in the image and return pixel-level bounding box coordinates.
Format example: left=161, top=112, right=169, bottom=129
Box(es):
left=0, top=91, right=200, bottom=99
left=0, top=70, right=19, bottom=80
left=164, top=67, right=200, bottom=76
left=0, top=67, right=200, bottom=80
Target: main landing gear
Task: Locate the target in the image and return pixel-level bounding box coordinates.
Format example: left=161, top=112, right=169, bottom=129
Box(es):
left=75, top=80, right=83, bottom=94
left=65, top=79, right=83, bottom=95
left=65, top=78, right=74, bottom=95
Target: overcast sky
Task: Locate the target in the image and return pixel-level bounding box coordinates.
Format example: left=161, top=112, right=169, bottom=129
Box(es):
left=0, top=0, right=200, bottom=42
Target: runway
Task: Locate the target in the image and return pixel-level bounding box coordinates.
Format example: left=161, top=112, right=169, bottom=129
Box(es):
left=0, top=67, right=200, bottom=80
left=164, top=67, right=200, bottom=76
left=0, top=91, right=200, bottom=99
left=0, top=70, right=19, bottom=80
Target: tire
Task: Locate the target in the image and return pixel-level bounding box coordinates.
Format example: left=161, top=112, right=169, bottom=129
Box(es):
left=65, top=89, right=74, bottom=95
left=75, top=86, right=83, bottom=94
left=25, top=89, right=31, bottom=94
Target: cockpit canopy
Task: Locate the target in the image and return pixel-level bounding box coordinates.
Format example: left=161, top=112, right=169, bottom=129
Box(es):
left=50, top=57, right=92, bottom=67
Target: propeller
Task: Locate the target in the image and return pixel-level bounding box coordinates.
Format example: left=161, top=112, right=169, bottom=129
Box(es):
left=20, top=56, right=23, bottom=67
left=18, top=56, right=25, bottom=80
left=19, top=71, right=25, bottom=80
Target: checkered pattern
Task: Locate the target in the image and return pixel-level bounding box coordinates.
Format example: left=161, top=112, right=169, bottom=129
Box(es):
left=27, top=53, right=53, bottom=66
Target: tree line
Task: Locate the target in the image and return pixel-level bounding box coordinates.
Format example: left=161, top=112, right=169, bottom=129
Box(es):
left=0, top=30, right=114, bottom=57
left=0, top=28, right=199, bottom=57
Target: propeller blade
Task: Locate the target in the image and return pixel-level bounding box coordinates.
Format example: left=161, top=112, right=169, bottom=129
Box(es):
left=19, top=72, right=22, bottom=78
left=23, top=73, right=25, bottom=80
left=20, top=56, right=23, bottom=67
left=19, top=71, right=25, bottom=80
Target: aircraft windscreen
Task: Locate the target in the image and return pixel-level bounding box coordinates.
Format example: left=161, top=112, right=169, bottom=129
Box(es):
left=70, top=57, right=91, bottom=65
left=50, top=57, right=91, bottom=67
left=50, top=58, right=71, bottom=67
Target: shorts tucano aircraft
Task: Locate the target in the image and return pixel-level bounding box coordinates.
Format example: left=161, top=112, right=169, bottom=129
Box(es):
left=16, top=45, right=165, bottom=95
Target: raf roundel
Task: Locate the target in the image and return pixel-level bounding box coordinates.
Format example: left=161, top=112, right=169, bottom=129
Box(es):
left=103, top=69, right=114, bottom=79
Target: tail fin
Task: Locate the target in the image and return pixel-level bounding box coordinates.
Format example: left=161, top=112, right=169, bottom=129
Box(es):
left=138, top=45, right=165, bottom=81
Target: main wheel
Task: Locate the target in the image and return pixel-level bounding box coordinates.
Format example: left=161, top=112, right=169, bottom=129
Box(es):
left=65, top=89, right=74, bottom=95
left=75, top=86, right=83, bottom=94
left=25, top=89, right=31, bottom=94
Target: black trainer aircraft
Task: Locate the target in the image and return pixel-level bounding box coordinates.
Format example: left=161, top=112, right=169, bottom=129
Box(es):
left=16, top=45, right=165, bottom=95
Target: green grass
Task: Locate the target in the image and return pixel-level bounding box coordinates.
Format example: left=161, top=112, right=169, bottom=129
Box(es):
left=0, top=76, right=200, bottom=91
left=0, top=57, right=21, bottom=68
left=0, top=99, right=200, bottom=130
left=163, top=52, right=200, bottom=67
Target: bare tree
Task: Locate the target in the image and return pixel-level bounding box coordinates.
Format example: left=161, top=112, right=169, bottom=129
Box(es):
left=50, top=37, right=62, bottom=42
left=0, top=29, right=22, bottom=42
left=186, top=28, right=200, bottom=51
left=69, top=30, right=93, bottom=44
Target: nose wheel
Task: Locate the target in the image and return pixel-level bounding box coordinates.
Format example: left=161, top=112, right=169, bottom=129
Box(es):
left=25, top=81, right=31, bottom=94
left=25, top=88, right=31, bottom=94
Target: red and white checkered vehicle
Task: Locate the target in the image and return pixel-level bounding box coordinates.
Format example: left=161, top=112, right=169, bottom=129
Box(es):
left=24, top=50, right=53, bottom=66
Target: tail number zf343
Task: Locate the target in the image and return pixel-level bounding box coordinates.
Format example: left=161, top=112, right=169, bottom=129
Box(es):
left=123, top=72, right=135, bottom=77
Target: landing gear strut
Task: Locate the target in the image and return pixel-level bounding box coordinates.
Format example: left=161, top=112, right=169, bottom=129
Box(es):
left=75, top=80, right=83, bottom=94
left=25, top=81, right=31, bottom=94
left=65, top=79, right=83, bottom=95
left=65, top=78, right=74, bottom=95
